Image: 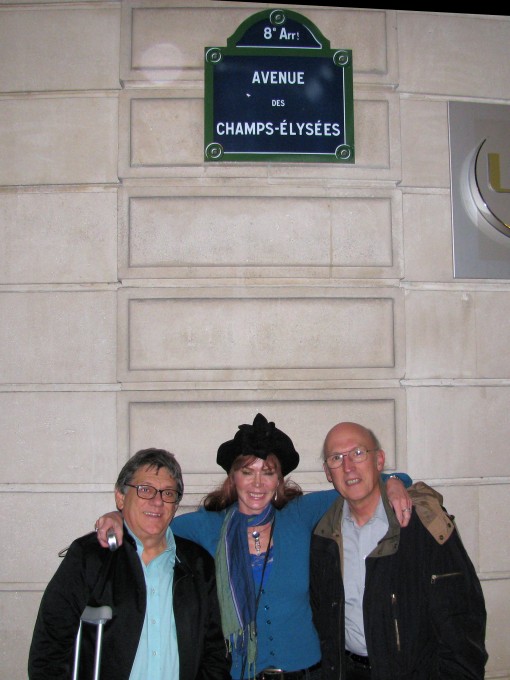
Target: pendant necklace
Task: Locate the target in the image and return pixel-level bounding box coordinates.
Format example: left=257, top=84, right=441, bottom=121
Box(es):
left=251, top=522, right=272, bottom=555
left=251, top=530, right=261, bottom=555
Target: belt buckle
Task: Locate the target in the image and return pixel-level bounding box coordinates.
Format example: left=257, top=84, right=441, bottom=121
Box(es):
left=261, top=670, right=284, bottom=679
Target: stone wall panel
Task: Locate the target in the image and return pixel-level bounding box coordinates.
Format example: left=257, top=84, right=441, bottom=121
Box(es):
left=402, top=193, right=453, bottom=282
left=405, top=290, right=510, bottom=379
left=0, top=5, right=120, bottom=93
left=398, top=12, right=510, bottom=98
left=118, top=288, right=403, bottom=381
left=0, top=292, right=117, bottom=384
left=122, top=3, right=396, bottom=85
left=119, top=187, right=401, bottom=279
left=0, top=190, right=117, bottom=284
left=117, top=391, right=405, bottom=479
left=0, top=392, right=117, bottom=483
left=407, top=386, right=510, bottom=479
left=400, top=99, right=450, bottom=189
left=0, top=97, right=118, bottom=186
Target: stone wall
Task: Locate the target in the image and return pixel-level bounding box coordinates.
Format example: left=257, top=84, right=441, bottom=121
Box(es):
left=1, top=2, right=508, bottom=677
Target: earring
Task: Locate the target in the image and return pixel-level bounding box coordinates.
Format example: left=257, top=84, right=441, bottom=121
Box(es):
left=274, top=489, right=278, bottom=502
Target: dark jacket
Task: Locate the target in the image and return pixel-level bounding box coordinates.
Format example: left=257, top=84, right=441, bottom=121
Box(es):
left=28, top=528, right=231, bottom=680
left=310, top=482, right=488, bottom=680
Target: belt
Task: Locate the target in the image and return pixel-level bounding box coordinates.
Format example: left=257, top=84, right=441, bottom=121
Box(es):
left=345, top=650, right=371, bottom=668
left=256, top=660, right=321, bottom=679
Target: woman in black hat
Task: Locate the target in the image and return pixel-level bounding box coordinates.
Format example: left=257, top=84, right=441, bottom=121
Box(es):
left=95, top=413, right=412, bottom=680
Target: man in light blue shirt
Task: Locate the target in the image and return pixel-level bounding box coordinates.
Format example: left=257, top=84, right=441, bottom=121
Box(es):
left=128, top=523, right=179, bottom=678
left=29, top=448, right=231, bottom=680
left=342, top=496, right=388, bottom=658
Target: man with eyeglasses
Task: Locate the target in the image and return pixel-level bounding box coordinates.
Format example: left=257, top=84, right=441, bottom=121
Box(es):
left=28, top=448, right=231, bottom=680
left=310, top=422, right=488, bottom=680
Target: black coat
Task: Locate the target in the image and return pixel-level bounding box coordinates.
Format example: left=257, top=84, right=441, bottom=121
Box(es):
left=28, top=528, right=231, bottom=680
left=310, top=484, right=488, bottom=680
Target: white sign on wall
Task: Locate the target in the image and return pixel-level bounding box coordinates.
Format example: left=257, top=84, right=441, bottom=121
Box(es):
left=449, top=101, right=510, bottom=279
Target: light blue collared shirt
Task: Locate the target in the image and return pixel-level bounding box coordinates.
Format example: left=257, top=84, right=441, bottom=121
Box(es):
left=342, top=497, right=388, bottom=656
left=126, top=522, right=179, bottom=680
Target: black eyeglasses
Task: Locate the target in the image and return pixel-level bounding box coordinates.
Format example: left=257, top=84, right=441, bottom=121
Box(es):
left=325, top=447, right=378, bottom=469
left=125, top=483, right=182, bottom=504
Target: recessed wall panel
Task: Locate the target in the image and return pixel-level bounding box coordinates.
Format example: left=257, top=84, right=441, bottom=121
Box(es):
left=120, top=189, right=400, bottom=279
left=122, top=4, right=395, bottom=84
left=118, top=391, right=405, bottom=480
left=119, top=289, right=402, bottom=381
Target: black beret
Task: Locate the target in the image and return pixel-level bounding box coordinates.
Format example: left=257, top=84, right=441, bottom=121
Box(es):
left=216, top=413, right=300, bottom=477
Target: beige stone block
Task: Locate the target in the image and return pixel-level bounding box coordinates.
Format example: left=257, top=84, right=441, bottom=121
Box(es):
left=119, top=92, right=202, bottom=175
left=474, top=292, right=510, bottom=378
left=332, top=195, right=398, bottom=270
left=119, top=288, right=404, bottom=382
left=0, top=392, right=117, bottom=483
left=122, top=4, right=396, bottom=84
left=0, top=6, right=120, bottom=93
left=119, top=188, right=401, bottom=278
left=0, top=591, right=42, bottom=680
left=0, top=190, right=117, bottom=284
left=118, top=390, right=405, bottom=480
left=398, top=12, right=510, bottom=99
left=479, top=484, right=510, bottom=573
left=405, top=290, right=477, bottom=378
left=0, top=491, right=116, bottom=583
left=0, top=97, right=118, bottom=186
left=402, top=193, right=453, bottom=281
left=400, top=99, right=450, bottom=188
left=482, top=578, right=510, bottom=673
left=406, top=386, right=510, bottom=478
left=354, top=97, right=392, bottom=169
left=406, top=290, right=510, bottom=379
left=124, top=194, right=330, bottom=268
left=0, top=291, right=116, bottom=383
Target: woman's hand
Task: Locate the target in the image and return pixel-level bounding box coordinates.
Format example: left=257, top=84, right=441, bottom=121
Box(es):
left=95, top=511, right=124, bottom=548
left=386, top=476, right=413, bottom=527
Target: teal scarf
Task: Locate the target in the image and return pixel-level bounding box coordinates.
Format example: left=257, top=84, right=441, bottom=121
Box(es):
left=215, top=504, right=275, bottom=679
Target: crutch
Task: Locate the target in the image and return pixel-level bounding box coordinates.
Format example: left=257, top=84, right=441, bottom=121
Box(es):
left=72, top=605, right=113, bottom=680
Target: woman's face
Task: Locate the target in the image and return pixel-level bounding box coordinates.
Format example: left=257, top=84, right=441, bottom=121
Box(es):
left=232, top=456, right=280, bottom=515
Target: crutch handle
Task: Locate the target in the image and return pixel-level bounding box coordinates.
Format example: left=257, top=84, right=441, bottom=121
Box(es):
left=73, top=605, right=113, bottom=680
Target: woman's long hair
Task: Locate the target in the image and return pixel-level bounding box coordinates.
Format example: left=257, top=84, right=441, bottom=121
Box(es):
left=203, top=453, right=303, bottom=511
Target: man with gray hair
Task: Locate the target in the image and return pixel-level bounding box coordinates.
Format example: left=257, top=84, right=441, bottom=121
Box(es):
left=310, top=421, right=487, bottom=680
left=29, top=448, right=231, bottom=680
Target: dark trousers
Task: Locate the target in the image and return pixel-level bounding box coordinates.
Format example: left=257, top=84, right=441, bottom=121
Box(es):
left=345, top=652, right=371, bottom=680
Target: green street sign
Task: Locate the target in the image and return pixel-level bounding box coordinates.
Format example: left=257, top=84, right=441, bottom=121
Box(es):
left=204, top=8, right=354, bottom=163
